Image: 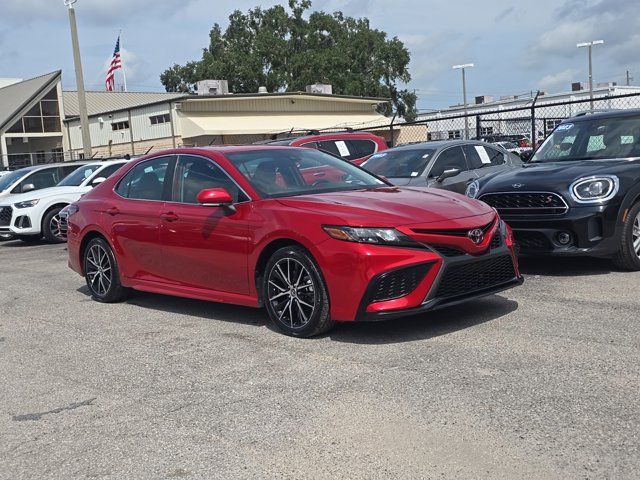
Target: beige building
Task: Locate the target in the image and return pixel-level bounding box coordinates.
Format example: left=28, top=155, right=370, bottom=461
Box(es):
left=63, top=90, right=390, bottom=158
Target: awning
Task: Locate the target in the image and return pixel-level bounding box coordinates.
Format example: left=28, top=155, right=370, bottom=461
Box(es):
left=177, top=112, right=389, bottom=138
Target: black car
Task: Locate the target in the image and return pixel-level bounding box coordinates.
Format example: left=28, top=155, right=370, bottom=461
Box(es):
left=361, top=140, right=521, bottom=195
left=466, top=109, right=640, bottom=270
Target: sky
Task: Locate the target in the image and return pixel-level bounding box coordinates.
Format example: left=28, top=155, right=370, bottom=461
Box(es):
left=1, top=0, right=638, bottom=111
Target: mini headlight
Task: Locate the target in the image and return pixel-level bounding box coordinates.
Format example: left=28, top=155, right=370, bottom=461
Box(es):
left=465, top=180, right=480, bottom=199
left=14, top=199, right=39, bottom=208
left=570, top=175, right=619, bottom=203
left=322, top=226, right=420, bottom=247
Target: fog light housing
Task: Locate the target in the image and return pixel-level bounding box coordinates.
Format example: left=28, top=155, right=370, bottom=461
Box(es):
left=556, top=231, right=572, bottom=246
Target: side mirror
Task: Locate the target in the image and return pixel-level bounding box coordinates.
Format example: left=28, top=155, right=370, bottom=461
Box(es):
left=22, top=183, right=35, bottom=193
left=91, top=177, right=106, bottom=186
left=436, top=168, right=461, bottom=182
left=197, top=188, right=233, bottom=207
left=519, top=151, right=533, bottom=162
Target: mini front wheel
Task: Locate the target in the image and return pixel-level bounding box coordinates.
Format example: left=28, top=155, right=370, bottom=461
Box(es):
left=613, top=202, right=640, bottom=271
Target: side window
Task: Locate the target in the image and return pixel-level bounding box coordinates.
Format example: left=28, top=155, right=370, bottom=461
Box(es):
left=96, top=163, right=126, bottom=179
left=317, top=140, right=343, bottom=158
left=12, top=168, right=60, bottom=193
left=116, top=156, right=171, bottom=200
left=60, top=165, right=83, bottom=178
left=299, top=142, right=319, bottom=150
left=173, top=155, right=248, bottom=204
left=346, top=139, right=377, bottom=158
left=428, top=147, right=468, bottom=178
left=485, top=147, right=505, bottom=166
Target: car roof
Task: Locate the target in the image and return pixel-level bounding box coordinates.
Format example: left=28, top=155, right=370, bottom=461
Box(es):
left=256, top=131, right=381, bottom=145
left=564, top=108, right=640, bottom=123
left=382, top=139, right=491, bottom=152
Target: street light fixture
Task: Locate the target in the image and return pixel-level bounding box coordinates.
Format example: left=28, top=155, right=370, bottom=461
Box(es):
left=453, top=63, right=474, bottom=140
left=65, top=0, right=92, bottom=159
left=577, top=40, right=604, bottom=110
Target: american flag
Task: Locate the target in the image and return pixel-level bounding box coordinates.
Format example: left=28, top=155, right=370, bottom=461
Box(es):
left=105, top=35, right=122, bottom=92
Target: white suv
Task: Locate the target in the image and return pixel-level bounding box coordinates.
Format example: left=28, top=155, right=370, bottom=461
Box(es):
left=0, top=159, right=129, bottom=243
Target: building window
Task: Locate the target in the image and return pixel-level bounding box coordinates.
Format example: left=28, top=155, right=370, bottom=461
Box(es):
left=112, top=121, right=130, bottom=131
left=149, top=113, right=170, bottom=125
left=447, top=130, right=462, bottom=140
left=546, top=119, right=562, bottom=131
left=52, top=147, right=64, bottom=162
left=479, top=126, right=494, bottom=136
left=5, top=86, right=61, bottom=134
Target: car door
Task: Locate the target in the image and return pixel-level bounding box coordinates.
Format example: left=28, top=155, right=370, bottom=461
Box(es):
left=424, top=146, right=475, bottom=194
left=159, top=154, right=252, bottom=294
left=106, top=155, right=174, bottom=283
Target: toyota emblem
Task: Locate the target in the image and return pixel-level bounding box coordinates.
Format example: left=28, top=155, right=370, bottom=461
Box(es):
left=468, top=228, right=484, bottom=245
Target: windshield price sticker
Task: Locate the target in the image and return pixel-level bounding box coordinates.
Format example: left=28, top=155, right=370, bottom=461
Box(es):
left=475, top=146, right=492, bottom=164
left=556, top=123, right=574, bottom=131
left=335, top=140, right=351, bottom=157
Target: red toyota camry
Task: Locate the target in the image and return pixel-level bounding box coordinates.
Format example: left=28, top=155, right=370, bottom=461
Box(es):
left=64, top=146, right=522, bottom=337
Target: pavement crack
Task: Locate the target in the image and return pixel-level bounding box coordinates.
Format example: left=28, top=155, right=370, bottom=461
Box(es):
left=12, top=397, right=97, bottom=422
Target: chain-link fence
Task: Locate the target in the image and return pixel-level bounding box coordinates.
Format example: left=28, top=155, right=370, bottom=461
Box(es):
left=347, top=91, right=640, bottom=148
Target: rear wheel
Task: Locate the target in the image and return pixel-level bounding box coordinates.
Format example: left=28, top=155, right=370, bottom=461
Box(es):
left=43, top=207, right=66, bottom=243
left=263, top=246, right=334, bottom=337
left=613, top=202, right=640, bottom=271
left=83, top=237, right=128, bottom=302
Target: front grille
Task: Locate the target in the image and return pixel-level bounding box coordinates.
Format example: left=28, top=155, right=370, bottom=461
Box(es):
left=412, top=220, right=494, bottom=237
left=480, top=192, right=568, bottom=215
left=431, top=245, right=466, bottom=257
left=0, top=206, right=12, bottom=227
left=490, top=231, right=502, bottom=249
left=370, top=263, right=431, bottom=302
left=514, top=231, right=551, bottom=251
left=435, top=255, right=515, bottom=299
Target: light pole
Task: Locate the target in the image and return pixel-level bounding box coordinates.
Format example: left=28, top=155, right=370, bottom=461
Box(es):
left=453, top=63, right=474, bottom=140
left=577, top=40, right=604, bottom=110
left=65, top=0, right=92, bottom=159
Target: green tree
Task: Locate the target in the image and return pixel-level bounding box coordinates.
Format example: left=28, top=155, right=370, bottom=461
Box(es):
left=160, top=0, right=416, bottom=120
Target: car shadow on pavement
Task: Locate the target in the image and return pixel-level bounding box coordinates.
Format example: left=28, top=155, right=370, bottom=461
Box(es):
left=327, top=295, right=518, bottom=345
left=76, top=286, right=267, bottom=327
left=518, top=255, right=613, bottom=276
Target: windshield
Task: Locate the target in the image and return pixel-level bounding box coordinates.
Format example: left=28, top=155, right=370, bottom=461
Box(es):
left=532, top=115, right=640, bottom=162
left=57, top=164, right=101, bottom=186
left=0, top=169, right=31, bottom=191
left=225, top=148, right=386, bottom=198
left=362, top=149, right=436, bottom=178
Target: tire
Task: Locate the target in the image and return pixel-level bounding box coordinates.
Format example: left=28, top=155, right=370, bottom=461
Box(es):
left=262, top=246, right=334, bottom=337
left=613, top=202, right=640, bottom=271
left=42, top=207, right=67, bottom=243
left=83, top=237, right=129, bottom=303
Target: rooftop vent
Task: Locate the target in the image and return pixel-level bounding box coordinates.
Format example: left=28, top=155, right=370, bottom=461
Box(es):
left=258, top=86, right=268, bottom=94
left=196, top=79, right=229, bottom=96
left=306, top=83, right=333, bottom=95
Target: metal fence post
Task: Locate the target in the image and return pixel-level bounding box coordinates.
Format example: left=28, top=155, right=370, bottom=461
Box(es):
left=531, top=91, right=540, bottom=147
left=389, top=113, right=397, bottom=147
left=476, top=115, right=482, bottom=139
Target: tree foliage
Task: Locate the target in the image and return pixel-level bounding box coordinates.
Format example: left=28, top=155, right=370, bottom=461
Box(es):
left=160, top=0, right=416, bottom=120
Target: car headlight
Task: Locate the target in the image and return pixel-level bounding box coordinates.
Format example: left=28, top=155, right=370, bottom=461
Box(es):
left=465, top=180, right=480, bottom=199
left=58, top=204, right=79, bottom=219
left=322, top=226, right=420, bottom=247
left=570, top=175, right=619, bottom=203
left=14, top=199, right=39, bottom=208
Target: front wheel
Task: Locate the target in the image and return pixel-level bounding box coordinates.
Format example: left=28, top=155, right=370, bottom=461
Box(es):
left=83, top=237, right=129, bottom=302
left=613, top=202, right=640, bottom=271
left=263, top=246, right=334, bottom=337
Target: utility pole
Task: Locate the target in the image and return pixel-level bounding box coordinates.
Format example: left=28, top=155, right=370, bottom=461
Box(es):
left=65, top=0, right=92, bottom=159
left=577, top=40, right=604, bottom=110
left=453, top=63, right=474, bottom=140
left=627, top=70, right=633, bottom=86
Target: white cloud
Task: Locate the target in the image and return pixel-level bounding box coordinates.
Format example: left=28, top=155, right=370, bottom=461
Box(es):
left=538, top=68, right=581, bottom=92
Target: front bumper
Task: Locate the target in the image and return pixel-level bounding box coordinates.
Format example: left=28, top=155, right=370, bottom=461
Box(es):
left=504, top=203, right=621, bottom=257
left=0, top=204, right=40, bottom=236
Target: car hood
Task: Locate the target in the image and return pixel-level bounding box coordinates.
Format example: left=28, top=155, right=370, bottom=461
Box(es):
left=478, top=159, right=636, bottom=193
left=277, top=187, right=493, bottom=227
left=0, top=185, right=88, bottom=205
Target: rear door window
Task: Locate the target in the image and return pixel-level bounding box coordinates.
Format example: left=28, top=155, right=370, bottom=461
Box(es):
left=346, top=139, right=377, bottom=158
left=428, top=146, right=468, bottom=178
left=115, top=156, right=173, bottom=201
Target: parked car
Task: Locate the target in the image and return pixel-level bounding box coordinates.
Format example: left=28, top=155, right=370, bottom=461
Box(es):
left=467, top=109, right=640, bottom=270
left=360, top=140, right=522, bottom=195
left=0, top=161, right=89, bottom=241
left=492, top=141, right=533, bottom=160
left=64, top=146, right=522, bottom=337
left=0, top=159, right=128, bottom=243
left=479, top=134, right=531, bottom=148
left=256, top=132, right=387, bottom=165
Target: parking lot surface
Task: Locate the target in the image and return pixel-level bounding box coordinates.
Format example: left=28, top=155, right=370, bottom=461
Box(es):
left=1, top=241, right=639, bottom=479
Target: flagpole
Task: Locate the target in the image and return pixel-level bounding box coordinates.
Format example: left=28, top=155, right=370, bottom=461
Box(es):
left=119, top=29, right=128, bottom=92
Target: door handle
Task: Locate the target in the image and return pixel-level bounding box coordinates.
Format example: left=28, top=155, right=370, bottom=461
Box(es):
left=313, top=172, right=326, bottom=177
left=160, top=211, right=179, bottom=222
left=105, top=206, right=120, bottom=216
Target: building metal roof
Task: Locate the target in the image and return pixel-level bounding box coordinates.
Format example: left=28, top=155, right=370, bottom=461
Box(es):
left=0, top=70, right=61, bottom=131
left=62, top=90, right=186, bottom=118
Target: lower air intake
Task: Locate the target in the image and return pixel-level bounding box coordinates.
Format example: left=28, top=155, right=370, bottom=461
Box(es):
left=370, top=263, right=431, bottom=302
left=435, top=255, right=515, bottom=299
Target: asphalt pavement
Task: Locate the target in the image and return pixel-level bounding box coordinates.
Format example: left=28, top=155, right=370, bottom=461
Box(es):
left=1, top=240, right=638, bottom=479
